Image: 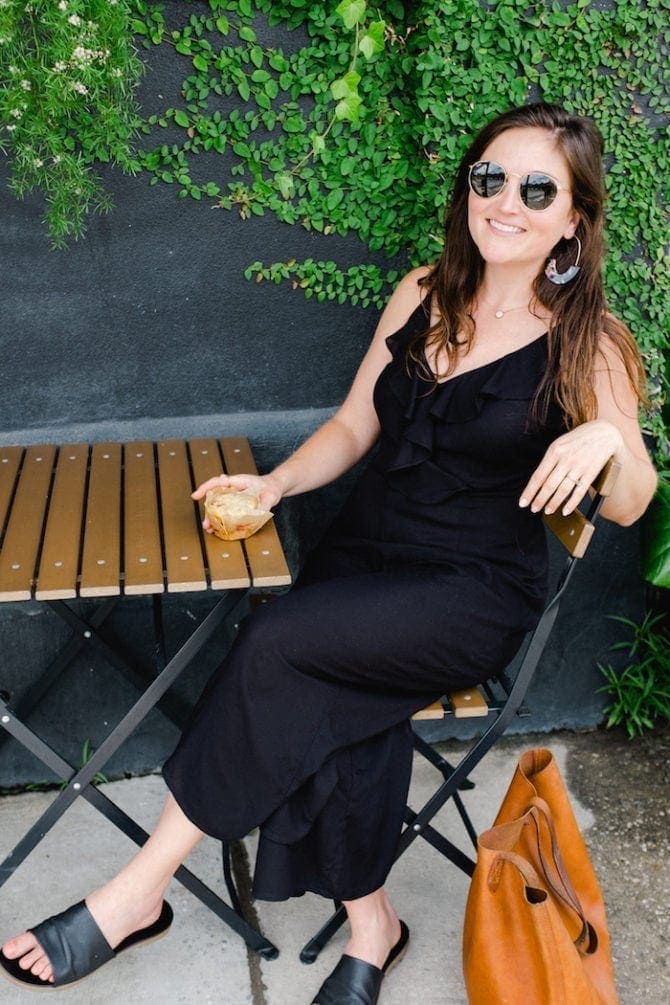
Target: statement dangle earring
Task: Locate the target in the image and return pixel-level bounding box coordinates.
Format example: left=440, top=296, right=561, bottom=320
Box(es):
left=545, top=236, right=582, bottom=285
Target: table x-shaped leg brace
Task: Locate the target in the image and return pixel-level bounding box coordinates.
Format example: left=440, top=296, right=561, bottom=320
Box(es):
left=0, top=593, right=278, bottom=960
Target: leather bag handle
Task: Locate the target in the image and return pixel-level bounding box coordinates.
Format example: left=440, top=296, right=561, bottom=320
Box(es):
left=487, top=800, right=598, bottom=957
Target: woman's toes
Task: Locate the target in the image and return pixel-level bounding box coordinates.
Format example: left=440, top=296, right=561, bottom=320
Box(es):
left=2, top=932, right=37, bottom=959
left=18, top=946, right=44, bottom=972
left=33, top=959, right=54, bottom=982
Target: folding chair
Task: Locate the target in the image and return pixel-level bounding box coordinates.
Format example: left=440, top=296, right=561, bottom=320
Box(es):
left=299, top=457, right=621, bottom=962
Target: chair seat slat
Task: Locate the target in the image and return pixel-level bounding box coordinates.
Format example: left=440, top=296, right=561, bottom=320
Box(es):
left=124, top=442, right=164, bottom=595
left=35, top=444, right=88, bottom=600
left=157, top=439, right=207, bottom=593
left=219, top=437, right=291, bottom=587
left=80, top=443, right=122, bottom=597
left=0, top=445, right=56, bottom=601
left=188, top=438, right=250, bottom=590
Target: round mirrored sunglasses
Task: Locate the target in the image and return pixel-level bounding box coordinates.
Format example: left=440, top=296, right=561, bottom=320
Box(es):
left=468, top=161, right=569, bottom=212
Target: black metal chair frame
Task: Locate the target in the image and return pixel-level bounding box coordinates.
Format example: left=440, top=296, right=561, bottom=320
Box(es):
left=299, top=460, right=620, bottom=963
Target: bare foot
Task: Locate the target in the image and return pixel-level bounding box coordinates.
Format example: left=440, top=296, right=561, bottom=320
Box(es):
left=1, top=878, right=165, bottom=986
left=343, top=889, right=402, bottom=970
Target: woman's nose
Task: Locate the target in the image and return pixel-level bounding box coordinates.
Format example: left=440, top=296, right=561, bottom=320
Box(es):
left=497, top=176, right=522, bottom=213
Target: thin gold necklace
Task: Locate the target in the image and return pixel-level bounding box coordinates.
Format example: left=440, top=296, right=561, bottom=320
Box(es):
left=479, top=298, right=529, bottom=320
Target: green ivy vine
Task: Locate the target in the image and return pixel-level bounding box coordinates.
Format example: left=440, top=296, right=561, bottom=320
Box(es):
left=131, top=0, right=668, bottom=443
left=1, top=1, right=667, bottom=446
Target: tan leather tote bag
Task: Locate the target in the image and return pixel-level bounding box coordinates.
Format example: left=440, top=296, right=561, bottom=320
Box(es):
left=462, top=748, right=618, bottom=1004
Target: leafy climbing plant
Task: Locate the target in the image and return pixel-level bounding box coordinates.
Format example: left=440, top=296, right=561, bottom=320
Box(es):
left=1, top=1, right=667, bottom=443
left=133, top=0, right=668, bottom=441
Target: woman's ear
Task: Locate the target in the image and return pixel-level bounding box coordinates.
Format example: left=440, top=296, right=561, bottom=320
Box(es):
left=564, top=210, right=580, bottom=241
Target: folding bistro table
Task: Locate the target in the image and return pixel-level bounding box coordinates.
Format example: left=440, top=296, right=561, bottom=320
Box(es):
left=0, top=435, right=291, bottom=958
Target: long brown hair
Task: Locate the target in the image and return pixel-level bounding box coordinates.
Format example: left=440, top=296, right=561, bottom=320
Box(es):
left=414, top=102, right=647, bottom=426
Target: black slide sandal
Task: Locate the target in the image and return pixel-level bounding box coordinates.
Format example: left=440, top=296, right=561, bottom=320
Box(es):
left=0, top=900, right=173, bottom=991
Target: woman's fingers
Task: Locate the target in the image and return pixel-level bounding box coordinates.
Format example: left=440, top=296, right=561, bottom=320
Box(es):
left=192, top=472, right=282, bottom=514
left=191, top=475, right=230, bottom=500
left=192, top=473, right=259, bottom=500
left=520, top=421, right=622, bottom=517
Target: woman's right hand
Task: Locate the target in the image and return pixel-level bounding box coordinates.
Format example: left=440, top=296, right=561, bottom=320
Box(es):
left=192, top=472, right=284, bottom=533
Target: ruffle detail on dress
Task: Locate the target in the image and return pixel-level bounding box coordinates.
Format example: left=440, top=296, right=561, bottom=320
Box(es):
left=387, top=340, right=545, bottom=462
left=384, top=297, right=431, bottom=360
left=374, top=337, right=549, bottom=504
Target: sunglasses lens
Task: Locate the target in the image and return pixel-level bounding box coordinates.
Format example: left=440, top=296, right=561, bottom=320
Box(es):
left=470, top=161, right=505, bottom=198
left=520, top=173, right=558, bottom=210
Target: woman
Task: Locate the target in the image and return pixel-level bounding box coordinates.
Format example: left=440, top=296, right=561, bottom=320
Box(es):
left=1, top=103, right=657, bottom=1003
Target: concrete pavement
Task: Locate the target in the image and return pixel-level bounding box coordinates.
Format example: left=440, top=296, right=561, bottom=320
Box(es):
left=0, top=726, right=667, bottom=1004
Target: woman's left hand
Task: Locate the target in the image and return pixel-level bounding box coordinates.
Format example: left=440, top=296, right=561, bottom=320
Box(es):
left=520, top=419, right=624, bottom=516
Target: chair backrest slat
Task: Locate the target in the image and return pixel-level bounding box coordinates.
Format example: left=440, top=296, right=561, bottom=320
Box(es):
left=35, top=444, right=88, bottom=600
left=188, top=438, right=251, bottom=590
left=542, top=508, right=594, bottom=559
left=124, top=441, right=165, bottom=595
left=80, top=442, right=122, bottom=597
left=0, top=445, right=57, bottom=601
left=542, top=457, right=621, bottom=559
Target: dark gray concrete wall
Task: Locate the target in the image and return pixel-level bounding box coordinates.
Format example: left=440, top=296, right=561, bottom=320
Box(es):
left=0, top=10, right=647, bottom=787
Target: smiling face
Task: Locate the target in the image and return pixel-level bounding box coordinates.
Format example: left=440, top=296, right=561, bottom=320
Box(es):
left=467, top=126, right=580, bottom=275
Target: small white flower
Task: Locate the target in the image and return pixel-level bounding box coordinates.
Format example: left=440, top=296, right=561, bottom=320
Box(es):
left=53, top=60, right=67, bottom=72
left=58, top=0, right=67, bottom=8
left=74, top=187, right=81, bottom=195
left=21, top=79, right=31, bottom=90
left=8, top=65, right=18, bottom=74
left=34, top=159, right=43, bottom=168
left=67, top=14, right=81, bottom=26
left=111, top=67, right=123, bottom=78
left=6, top=124, right=16, bottom=132
left=53, top=154, right=61, bottom=163
left=10, top=108, right=22, bottom=118
left=72, top=81, right=88, bottom=95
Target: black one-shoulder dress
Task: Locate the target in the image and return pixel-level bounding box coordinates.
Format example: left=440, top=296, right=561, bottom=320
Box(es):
left=163, top=300, right=565, bottom=901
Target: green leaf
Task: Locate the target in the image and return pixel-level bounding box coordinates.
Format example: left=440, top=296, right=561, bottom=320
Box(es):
left=336, top=0, right=367, bottom=30
left=216, top=16, right=230, bottom=34
left=311, top=133, right=326, bottom=154
left=239, top=26, right=257, bottom=43
left=360, top=21, right=385, bottom=60
left=193, top=55, right=209, bottom=72
left=174, top=110, right=189, bottom=128
left=335, top=95, right=363, bottom=122
left=275, top=172, right=294, bottom=199
left=331, top=71, right=361, bottom=100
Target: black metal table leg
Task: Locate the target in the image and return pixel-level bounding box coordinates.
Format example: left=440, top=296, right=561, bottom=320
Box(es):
left=0, top=591, right=279, bottom=959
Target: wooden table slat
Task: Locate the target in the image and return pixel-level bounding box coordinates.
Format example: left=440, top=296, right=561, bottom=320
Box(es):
left=124, top=442, right=165, bottom=595
left=188, top=438, right=250, bottom=589
left=157, top=440, right=207, bottom=593
left=35, top=444, right=89, bottom=600
left=79, top=443, right=122, bottom=597
left=219, top=437, right=291, bottom=587
left=0, top=446, right=24, bottom=539
left=0, top=445, right=57, bottom=601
